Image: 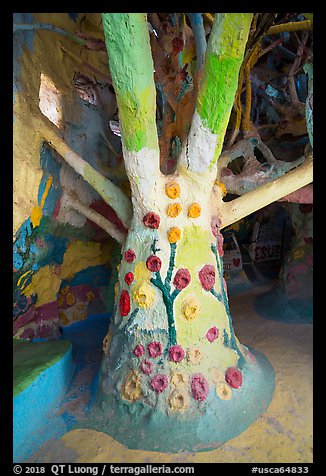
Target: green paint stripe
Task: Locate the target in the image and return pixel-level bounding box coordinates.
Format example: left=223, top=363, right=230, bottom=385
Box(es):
left=102, top=13, right=159, bottom=152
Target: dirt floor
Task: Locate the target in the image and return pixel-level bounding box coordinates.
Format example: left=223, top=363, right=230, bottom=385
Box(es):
left=27, top=284, right=313, bottom=464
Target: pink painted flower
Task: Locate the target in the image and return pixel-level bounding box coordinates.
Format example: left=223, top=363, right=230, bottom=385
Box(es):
left=133, top=344, right=145, bottom=358
left=148, top=341, right=162, bottom=358
left=169, top=345, right=185, bottom=362
left=140, top=359, right=153, bottom=375
left=124, top=249, right=136, bottom=263
left=225, top=367, right=243, bottom=389
left=146, top=255, right=162, bottom=272
left=198, top=264, right=216, bottom=291
left=173, top=268, right=191, bottom=291
left=150, top=374, right=168, bottom=393
left=191, top=373, right=209, bottom=401
left=119, top=290, right=130, bottom=317
left=206, top=326, right=219, bottom=342
left=124, top=272, right=134, bottom=285
left=143, top=212, right=160, bottom=229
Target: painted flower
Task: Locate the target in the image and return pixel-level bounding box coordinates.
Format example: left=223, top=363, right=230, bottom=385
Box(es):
left=143, top=212, right=160, bottom=229
left=121, top=369, right=142, bottom=401
left=187, top=348, right=202, bottom=365
left=191, top=373, right=209, bottom=401
left=165, top=180, right=181, bottom=199
left=133, top=344, right=145, bottom=358
left=140, top=359, right=153, bottom=375
left=206, top=326, right=219, bottom=343
left=225, top=367, right=243, bottom=389
left=216, top=382, right=232, bottom=400
left=168, top=389, right=189, bottom=412
left=124, top=249, right=136, bottom=263
left=168, top=227, right=181, bottom=243
left=188, top=202, right=201, bottom=218
left=148, top=341, right=162, bottom=358
left=124, top=272, right=134, bottom=285
left=169, top=345, right=185, bottom=363
left=171, top=371, right=187, bottom=386
left=198, top=264, right=216, bottom=291
left=150, top=374, right=168, bottom=393
left=173, top=268, right=191, bottom=290
left=119, top=289, right=130, bottom=317
left=181, top=296, right=200, bottom=321
left=167, top=203, right=182, bottom=218
left=146, top=255, right=162, bottom=272
left=132, top=284, right=156, bottom=309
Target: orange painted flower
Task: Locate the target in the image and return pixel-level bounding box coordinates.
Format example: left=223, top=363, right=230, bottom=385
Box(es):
left=188, top=203, right=201, bottom=218
left=167, top=203, right=182, bottom=218
left=165, top=181, right=181, bottom=199
left=168, top=227, right=181, bottom=243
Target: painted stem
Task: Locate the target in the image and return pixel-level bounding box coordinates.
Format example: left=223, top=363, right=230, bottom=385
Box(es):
left=38, top=116, right=132, bottom=229
left=187, top=14, right=207, bottom=72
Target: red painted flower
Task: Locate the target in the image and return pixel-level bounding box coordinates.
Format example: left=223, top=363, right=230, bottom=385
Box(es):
left=173, top=268, right=191, bottom=291
left=169, top=345, right=185, bottom=362
left=198, top=264, right=216, bottom=291
left=140, top=359, right=153, bottom=375
left=124, top=272, right=134, bottom=285
left=225, top=367, right=243, bottom=389
left=124, top=249, right=136, bottom=263
left=119, top=290, right=130, bottom=317
left=191, top=373, right=209, bottom=401
left=206, top=326, right=219, bottom=342
left=133, top=344, right=145, bottom=358
left=143, top=212, right=160, bottom=229
left=148, top=341, right=162, bottom=358
left=146, top=255, right=162, bottom=272
left=150, top=374, right=168, bottom=393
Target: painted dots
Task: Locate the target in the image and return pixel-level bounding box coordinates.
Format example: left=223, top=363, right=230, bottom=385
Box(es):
left=187, top=348, right=202, bottom=365
left=143, top=212, right=160, bottom=229
left=168, top=390, right=189, bottom=412
left=148, top=341, right=162, bottom=358
left=124, top=249, right=136, bottom=263
left=198, top=264, right=216, bottom=291
left=216, top=382, right=232, bottom=400
left=133, top=344, right=145, bottom=358
left=121, top=369, right=142, bottom=402
left=132, top=284, right=156, bottom=309
left=150, top=374, right=168, bottom=393
left=181, top=296, right=200, bottom=321
left=173, top=268, right=191, bottom=290
left=191, top=373, right=209, bottom=401
left=165, top=181, right=181, bottom=199
left=140, top=359, right=153, bottom=375
left=188, top=203, right=201, bottom=218
left=167, top=203, right=182, bottom=218
left=167, top=227, right=181, bottom=243
left=124, top=272, right=134, bottom=286
left=225, top=367, right=243, bottom=389
left=206, top=326, right=219, bottom=342
left=119, top=290, right=130, bottom=317
left=168, top=345, right=185, bottom=363
left=146, top=255, right=162, bottom=272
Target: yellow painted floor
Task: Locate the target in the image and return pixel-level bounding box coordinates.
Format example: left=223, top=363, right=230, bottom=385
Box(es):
left=28, top=285, right=313, bottom=463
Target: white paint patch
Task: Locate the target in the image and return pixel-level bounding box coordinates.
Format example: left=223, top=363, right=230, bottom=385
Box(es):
left=179, top=109, right=217, bottom=174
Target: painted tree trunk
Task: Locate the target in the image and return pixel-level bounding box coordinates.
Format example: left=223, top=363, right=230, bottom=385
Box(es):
left=80, top=13, right=275, bottom=452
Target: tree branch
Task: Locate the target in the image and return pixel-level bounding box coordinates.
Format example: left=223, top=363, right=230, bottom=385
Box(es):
left=37, top=115, right=132, bottom=229
left=64, top=191, right=127, bottom=244
left=219, top=154, right=313, bottom=229
left=187, top=13, right=207, bottom=73
left=266, top=20, right=312, bottom=35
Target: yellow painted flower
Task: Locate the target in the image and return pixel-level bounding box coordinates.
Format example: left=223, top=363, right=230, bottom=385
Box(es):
left=171, top=371, right=188, bottom=387
left=121, top=369, right=143, bottom=402
left=168, top=389, right=189, bottom=412
left=293, top=248, right=305, bottom=260
left=188, top=202, right=201, bottom=218
left=86, top=291, right=95, bottom=302
left=181, top=296, right=200, bottom=321
left=58, top=310, right=69, bottom=326
left=133, top=283, right=156, bottom=309
left=167, top=203, right=182, bottom=218
left=216, top=382, right=232, bottom=400
left=66, top=292, right=75, bottom=306
left=168, top=227, right=181, bottom=243
left=57, top=294, right=64, bottom=308
left=165, top=180, right=181, bottom=199
left=187, top=347, right=202, bottom=365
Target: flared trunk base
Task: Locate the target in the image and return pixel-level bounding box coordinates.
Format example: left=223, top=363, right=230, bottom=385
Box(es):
left=77, top=346, right=274, bottom=453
